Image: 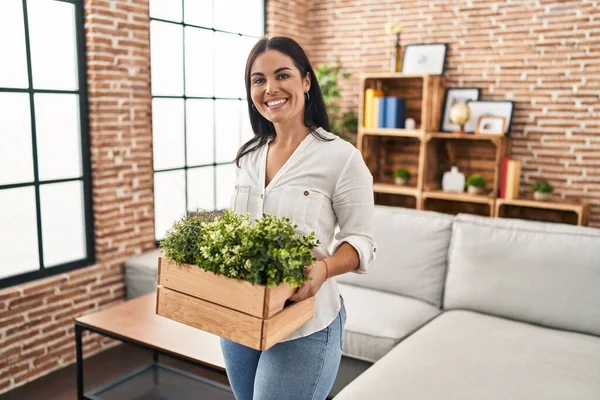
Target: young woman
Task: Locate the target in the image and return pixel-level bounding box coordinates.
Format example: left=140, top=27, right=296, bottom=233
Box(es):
left=222, top=36, right=376, bottom=400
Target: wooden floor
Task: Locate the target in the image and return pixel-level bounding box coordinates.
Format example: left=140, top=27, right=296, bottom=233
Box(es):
left=0, top=343, right=230, bottom=400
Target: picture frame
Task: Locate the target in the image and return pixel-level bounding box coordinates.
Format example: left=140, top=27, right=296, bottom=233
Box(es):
left=401, top=43, right=447, bottom=75
left=464, top=100, right=514, bottom=136
left=475, top=116, right=506, bottom=136
left=439, top=87, right=481, bottom=132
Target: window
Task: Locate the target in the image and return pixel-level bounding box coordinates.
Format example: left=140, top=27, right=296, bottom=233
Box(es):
left=150, top=0, right=265, bottom=240
left=0, top=0, right=94, bottom=288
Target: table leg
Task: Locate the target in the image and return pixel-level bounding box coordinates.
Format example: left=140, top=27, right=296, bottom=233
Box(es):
left=75, top=324, right=84, bottom=400
left=153, top=351, right=159, bottom=384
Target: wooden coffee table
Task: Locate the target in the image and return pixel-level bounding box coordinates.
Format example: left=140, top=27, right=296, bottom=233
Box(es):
left=74, top=292, right=229, bottom=400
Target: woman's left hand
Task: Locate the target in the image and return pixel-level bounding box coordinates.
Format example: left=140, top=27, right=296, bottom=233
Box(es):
left=288, top=261, right=327, bottom=302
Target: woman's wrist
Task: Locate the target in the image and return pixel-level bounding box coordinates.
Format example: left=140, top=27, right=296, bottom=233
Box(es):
left=321, top=258, right=329, bottom=280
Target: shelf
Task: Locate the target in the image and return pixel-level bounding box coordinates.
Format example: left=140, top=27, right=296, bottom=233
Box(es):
left=495, top=198, right=585, bottom=213
left=360, top=72, right=439, bottom=79
left=360, top=128, right=425, bottom=139
left=423, top=190, right=495, bottom=205
left=88, top=362, right=234, bottom=400
left=495, top=198, right=588, bottom=225
left=373, top=183, right=420, bottom=197
left=427, top=132, right=506, bottom=143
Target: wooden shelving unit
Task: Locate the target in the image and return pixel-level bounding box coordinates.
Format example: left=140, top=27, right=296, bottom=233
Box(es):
left=357, top=73, right=588, bottom=225
left=495, top=198, right=589, bottom=226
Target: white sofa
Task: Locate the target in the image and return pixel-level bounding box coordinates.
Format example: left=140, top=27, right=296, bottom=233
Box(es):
left=124, top=206, right=600, bottom=399
left=334, top=206, right=600, bottom=399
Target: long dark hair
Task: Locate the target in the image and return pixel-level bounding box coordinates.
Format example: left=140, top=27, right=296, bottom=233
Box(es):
left=234, top=36, right=332, bottom=167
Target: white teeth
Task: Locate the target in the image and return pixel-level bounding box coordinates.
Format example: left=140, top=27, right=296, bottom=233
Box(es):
left=267, top=99, right=287, bottom=107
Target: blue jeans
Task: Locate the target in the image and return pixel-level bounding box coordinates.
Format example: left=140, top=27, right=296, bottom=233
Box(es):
left=220, top=297, right=346, bottom=400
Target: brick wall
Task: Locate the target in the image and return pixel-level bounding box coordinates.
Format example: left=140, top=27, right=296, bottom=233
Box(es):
left=266, top=0, right=311, bottom=50
left=0, top=0, right=154, bottom=393
left=268, top=0, right=600, bottom=227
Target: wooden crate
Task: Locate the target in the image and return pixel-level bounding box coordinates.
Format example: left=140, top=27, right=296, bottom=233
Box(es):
left=495, top=198, right=589, bottom=226
left=423, top=135, right=506, bottom=197
left=156, top=257, right=315, bottom=351
left=358, top=73, right=445, bottom=132
left=361, top=134, right=424, bottom=191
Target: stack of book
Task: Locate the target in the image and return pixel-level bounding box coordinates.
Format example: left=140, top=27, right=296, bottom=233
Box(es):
left=364, top=88, right=407, bottom=129
left=499, top=157, right=521, bottom=199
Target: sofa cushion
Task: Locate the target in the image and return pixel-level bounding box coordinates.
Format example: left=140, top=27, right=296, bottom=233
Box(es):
left=124, top=248, right=161, bottom=299
left=335, top=310, right=600, bottom=400
left=338, top=283, right=440, bottom=363
left=336, top=205, right=453, bottom=307
left=444, top=214, right=600, bottom=336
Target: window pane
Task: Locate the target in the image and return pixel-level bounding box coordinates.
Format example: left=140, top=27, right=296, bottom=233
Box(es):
left=149, top=0, right=182, bottom=22
left=215, top=163, right=235, bottom=210
left=0, top=0, right=28, bottom=88
left=186, top=99, right=214, bottom=166
left=215, top=100, right=240, bottom=163
left=214, top=0, right=264, bottom=36
left=215, top=32, right=250, bottom=99
left=27, top=0, right=78, bottom=91
left=187, top=166, right=214, bottom=212
left=40, top=181, right=86, bottom=268
left=35, top=93, right=82, bottom=181
left=154, top=170, right=186, bottom=241
left=184, top=0, right=213, bottom=27
left=152, top=98, right=185, bottom=170
left=150, top=21, right=183, bottom=96
left=185, top=27, right=214, bottom=98
left=0, top=93, right=33, bottom=185
left=241, top=102, right=255, bottom=144
left=0, top=187, right=39, bottom=278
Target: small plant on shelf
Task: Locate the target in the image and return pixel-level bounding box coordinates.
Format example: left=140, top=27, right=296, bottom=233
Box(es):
left=532, top=179, right=554, bottom=201
left=466, top=174, right=487, bottom=195
left=394, top=168, right=411, bottom=185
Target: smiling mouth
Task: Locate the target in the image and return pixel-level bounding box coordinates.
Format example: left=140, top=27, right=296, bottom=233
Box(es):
left=265, top=99, right=288, bottom=110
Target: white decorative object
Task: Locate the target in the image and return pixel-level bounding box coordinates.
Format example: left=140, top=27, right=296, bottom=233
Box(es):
left=394, top=177, right=407, bottom=185
left=405, top=118, right=416, bottom=130
left=442, top=166, right=465, bottom=192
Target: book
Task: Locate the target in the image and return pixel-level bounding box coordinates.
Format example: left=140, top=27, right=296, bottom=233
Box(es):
left=372, top=96, right=380, bottom=128
left=377, top=97, right=386, bottom=128
left=505, top=160, right=521, bottom=200
left=499, top=157, right=512, bottom=199
left=383, top=97, right=407, bottom=128
left=364, top=88, right=384, bottom=128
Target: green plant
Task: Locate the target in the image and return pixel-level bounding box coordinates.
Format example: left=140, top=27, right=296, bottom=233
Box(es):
left=533, top=180, right=554, bottom=193
left=160, top=209, right=319, bottom=288
left=315, top=61, right=358, bottom=143
left=466, top=174, right=486, bottom=188
left=394, top=168, right=410, bottom=179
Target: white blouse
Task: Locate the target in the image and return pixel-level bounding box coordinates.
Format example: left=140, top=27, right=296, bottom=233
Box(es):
left=230, top=127, right=377, bottom=342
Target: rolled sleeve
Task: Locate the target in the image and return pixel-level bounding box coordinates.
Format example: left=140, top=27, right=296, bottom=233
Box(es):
left=331, top=149, right=377, bottom=274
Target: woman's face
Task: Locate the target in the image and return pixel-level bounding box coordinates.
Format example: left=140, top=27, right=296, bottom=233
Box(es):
left=249, top=49, right=310, bottom=126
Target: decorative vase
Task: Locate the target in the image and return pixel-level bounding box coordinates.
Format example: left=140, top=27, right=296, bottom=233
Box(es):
left=394, top=177, right=407, bottom=185
left=467, top=185, right=485, bottom=195
left=442, top=166, right=465, bottom=192
left=534, top=191, right=551, bottom=201
left=390, top=33, right=403, bottom=72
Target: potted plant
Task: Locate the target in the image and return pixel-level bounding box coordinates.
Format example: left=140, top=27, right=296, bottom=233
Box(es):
left=533, top=179, right=554, bottom=201
left=466, top=174, right=486, bottom=195
left=315, top=61, right=358, bottom=145
left=157, top=210, right=318, bottom=350
left=394, top=168, right=410, bottom=185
